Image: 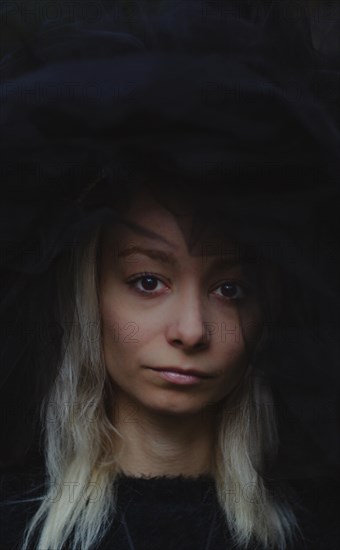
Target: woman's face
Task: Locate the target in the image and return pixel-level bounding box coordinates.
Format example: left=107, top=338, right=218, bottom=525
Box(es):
left=98, top=193, right=264, bottom=418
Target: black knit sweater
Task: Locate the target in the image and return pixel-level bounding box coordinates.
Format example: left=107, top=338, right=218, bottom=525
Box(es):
left=0, top=467, right=339, bottom=549
left=102, top=473, right=227, bottom=550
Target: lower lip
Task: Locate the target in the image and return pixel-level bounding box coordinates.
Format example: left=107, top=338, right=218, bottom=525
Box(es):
left=150, top=369, right=206, bottom=385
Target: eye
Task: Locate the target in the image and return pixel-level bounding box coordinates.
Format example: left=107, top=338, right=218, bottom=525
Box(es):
left=213, top=281, right=245, bottom=301
left=126, top=273, right=246, bottom=301
left=126, top=273, right=168, bottom=295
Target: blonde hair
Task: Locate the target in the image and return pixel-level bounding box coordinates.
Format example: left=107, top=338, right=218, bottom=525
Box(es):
left=21, top=228, right=301, bottom=550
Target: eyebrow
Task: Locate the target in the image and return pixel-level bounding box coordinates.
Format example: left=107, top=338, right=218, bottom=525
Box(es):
left=117, top=246, right=242, bottom=269
left=117, top=220, right=176, bottom=248
left=117, top=246, right=178, bottom=265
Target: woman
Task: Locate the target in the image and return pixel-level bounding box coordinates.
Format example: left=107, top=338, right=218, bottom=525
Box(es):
left=0, top=1, right=339, bottom=549
left=19, top=185, right=298, bottom=549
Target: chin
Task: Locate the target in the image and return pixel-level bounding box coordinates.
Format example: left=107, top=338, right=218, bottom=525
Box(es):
left=141, top=393, right=212, bottom=417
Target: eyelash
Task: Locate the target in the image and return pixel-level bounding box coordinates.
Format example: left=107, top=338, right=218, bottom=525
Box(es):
left=125, top=272, right=248, bottom=301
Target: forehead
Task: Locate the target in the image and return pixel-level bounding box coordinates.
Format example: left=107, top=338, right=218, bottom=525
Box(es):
left=105, top=191, right=239, bottom=259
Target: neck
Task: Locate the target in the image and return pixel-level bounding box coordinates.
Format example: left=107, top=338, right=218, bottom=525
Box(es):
left=113, top=392, right=219, bottom=478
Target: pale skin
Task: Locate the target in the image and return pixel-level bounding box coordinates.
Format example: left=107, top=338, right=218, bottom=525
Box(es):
left=98, top=191, right=264, bottom=478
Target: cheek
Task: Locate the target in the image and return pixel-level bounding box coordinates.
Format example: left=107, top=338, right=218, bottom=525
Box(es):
left=99, top=291, right=148, bottom=385
left=100, top=300, right=147, bottom=355
left=216, top=303, right=263, bottom=353
left=99, top=282, right=134, bottom=337
left=100, top=296, right=117, bottom=349
left=219, top=343, right=248, bottom=381
left=215, top=311, right=263, bottom=390
left=236, top=301, right=264, bottom=353
left=99, top=292, right=127, bottom=370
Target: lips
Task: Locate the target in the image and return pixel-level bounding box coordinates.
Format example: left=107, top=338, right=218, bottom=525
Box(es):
left=149, top=367, right=213, bottom=379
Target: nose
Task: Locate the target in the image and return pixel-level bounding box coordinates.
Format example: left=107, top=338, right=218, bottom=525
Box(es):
left=166, top=287, right=209, bottom=351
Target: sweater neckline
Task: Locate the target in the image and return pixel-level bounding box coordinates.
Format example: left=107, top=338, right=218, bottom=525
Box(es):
left=114, top=472, right=217, bottom=506
left=115, top=472, right=215, bottom=482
